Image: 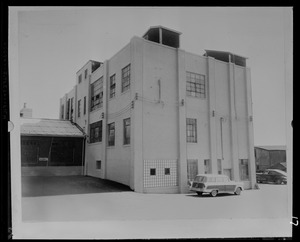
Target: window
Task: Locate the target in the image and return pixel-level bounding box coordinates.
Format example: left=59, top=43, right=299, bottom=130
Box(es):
left=85, top=69, right=88, bottom=79
left=91, top=77, right=103, bottom=111
left=66, top=99, right=70, bottom=119
left=96, top=160, right=101, bottom=169
left=78, top=99, right=81, bottom=117
left=108, top=122, right=115, bottom=146
left=78, top=74, right=82, bottom=84
left=123, top=118, right=130, bottom=145
left=186, top=118, right=197, bottom=143
left=61, top=105, right=64, bottom=119
left=165, top=168, right=170, bottom=175
left=150, top=168, right=156, bottom=176
left=89, top=121, right=102, bottom=143
left=71, top=98, right=74, bottom=121
left=218, top=159, right=222, bottom=174
left=187, top=159, right=198, bottom=181
left=110, top=74, right=116, bottom=98
left=84, top=96, right=86, bottom=115
left=121, top=64, right=130, bottom=93
left=186, top=71, right=206, bottom=98
left=239, top=159, right=249, bottom=181
left=204, top=159, right=211, bottom=174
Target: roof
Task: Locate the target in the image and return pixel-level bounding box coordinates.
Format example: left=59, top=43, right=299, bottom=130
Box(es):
left=142, top=25, right=182, bottom=37
left=255, top=145, right=286, bottom=151
left=205, top=49, right=248, bottom=60
left=20, top=118, right=85, bottom=137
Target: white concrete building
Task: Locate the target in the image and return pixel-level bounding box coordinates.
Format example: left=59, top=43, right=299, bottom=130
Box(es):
left=59, top=26, right=256, bottom=193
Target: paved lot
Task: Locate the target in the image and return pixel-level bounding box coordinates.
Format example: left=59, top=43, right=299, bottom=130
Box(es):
left=22, top=178, right=290, bottom=222
left=22, top=176, right=132, bottom=197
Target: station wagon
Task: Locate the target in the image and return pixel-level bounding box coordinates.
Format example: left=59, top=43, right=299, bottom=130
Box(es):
left=190, top=174, right=244, bottom=197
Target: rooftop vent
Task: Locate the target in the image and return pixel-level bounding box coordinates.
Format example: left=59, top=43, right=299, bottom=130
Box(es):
left=143, top=26, right=181, bottom=48
left=204, top=50, right=247, bottom=67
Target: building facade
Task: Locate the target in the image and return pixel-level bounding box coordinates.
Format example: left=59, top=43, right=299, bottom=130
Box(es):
left=59, top=26, right=256, bottom=193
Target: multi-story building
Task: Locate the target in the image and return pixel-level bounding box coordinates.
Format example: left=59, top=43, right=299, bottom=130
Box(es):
left=59, top=26, right=256, bottom=193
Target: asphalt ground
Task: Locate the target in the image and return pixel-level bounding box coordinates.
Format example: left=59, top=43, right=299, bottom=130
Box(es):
left=21, top=175, right=132, bottom=197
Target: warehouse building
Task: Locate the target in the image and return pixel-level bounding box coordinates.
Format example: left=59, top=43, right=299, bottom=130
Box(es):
left=59, top=26, right=256, bottom=193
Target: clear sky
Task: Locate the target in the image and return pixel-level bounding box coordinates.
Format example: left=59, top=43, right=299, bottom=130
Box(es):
left=15, top=7, right=292, bottom=146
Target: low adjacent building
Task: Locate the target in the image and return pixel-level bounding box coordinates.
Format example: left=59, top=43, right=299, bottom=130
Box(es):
left=20, top=118, right=86, bottom=176
left=254, top=146, right=286, bottom=172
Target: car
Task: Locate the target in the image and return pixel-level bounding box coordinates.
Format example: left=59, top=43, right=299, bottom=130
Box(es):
left=256, top=169, right=287, bottom=184
left=189, top=174, right=244, bottom=197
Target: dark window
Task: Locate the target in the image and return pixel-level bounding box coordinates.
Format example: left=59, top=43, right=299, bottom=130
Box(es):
left=78, top=74, right=82, bottom=84
left=66, top=99, right=70, bottom=119
left=90, top=121, right=102, bottom=143
left=150, top=168, right=156, bottom=176
left=186, top=71, right=206, bottom=98
left=96, top=160, right=101, bottom=169
left=110, top=74, right=116, bottom=98
left=239, top=159, right=249, bottom=180
left=218, top=159, right=222, bottom=174
left=165, top=168, right=170, bottom=175
left=186, top=118, right=197, bottom=143
left=78, top=99, right=81, bottom=117
left=85, top=69, right=88, bottom=79
left=121, top=64, right=130, bottom=93
left=84, top=96, right=86, bottom=115
left=108, top=122, right=115, bottom=146
left=123, top=118, right=130, bottom=145
left=91, top=77, right=103, bottom=111
left=61, top=105, right=64, bottom=119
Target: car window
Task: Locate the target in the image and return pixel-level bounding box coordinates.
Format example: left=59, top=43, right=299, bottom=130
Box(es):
left=207, top=177, right=216, bottom=182
left=269, top=171, right=277, bottom=175
left=194, top=176, right=206, bottom=182
left=216, top=177, right=223, bottom=182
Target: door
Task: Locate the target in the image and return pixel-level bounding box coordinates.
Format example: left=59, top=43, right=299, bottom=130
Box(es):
left=187, top=159, right=198, bottom=182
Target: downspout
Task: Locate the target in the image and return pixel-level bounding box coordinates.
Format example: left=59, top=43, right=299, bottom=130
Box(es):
left=47, top=137, right=54, bottom=166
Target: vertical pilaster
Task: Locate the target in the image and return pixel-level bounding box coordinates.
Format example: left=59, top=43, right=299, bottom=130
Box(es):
left=130, top=37, right=144, bottom=192
left=207, top=57, right=218, bottom=174
left=102, top=60, right=109, bottom=179
left=229, top=63, right=240, bottom=181
left=177, top=49, right=188, bottom=193
left=245, top=68, right=256, bottom=188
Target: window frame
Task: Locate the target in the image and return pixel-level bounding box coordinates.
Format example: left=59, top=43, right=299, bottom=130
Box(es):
left=107, top=122, right=115, bottom=147
left=89, top=121, right=102, bottom=143
left=186, top=71, right=206, bottom=99
left=110, top=74, right=116, bottom=99
left=90, top=77, right=103, bottom=111
left=123, top=118, right=130, bottom=145
left=77, top=99, right=81, bottom=117
left=121, top=64, right=131, bottom=93
left=186, top=118, right=197, bottom=143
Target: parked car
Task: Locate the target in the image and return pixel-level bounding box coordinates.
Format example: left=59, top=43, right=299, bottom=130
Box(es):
left=256, top=169, right=287, bottom=184
left=189, top=174, right=244, bottom=197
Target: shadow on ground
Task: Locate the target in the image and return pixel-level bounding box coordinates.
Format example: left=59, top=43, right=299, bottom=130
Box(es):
left=22, top=176, right=132, bottom=197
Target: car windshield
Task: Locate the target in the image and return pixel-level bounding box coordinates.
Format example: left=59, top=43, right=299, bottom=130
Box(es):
left=194, top=176, right=206, bottom=182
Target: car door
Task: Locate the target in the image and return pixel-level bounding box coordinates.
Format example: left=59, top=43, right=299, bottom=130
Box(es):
left=224, top=177, right=235, bottom=192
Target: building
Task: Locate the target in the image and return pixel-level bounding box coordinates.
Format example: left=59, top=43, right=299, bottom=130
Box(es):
left=59, top=26, right=256, bottom=193
left=20, top=103, right=32, bottom=118
left=20, top=118, right=86, bottom=176
left=254, top=146, right=286, bottom=172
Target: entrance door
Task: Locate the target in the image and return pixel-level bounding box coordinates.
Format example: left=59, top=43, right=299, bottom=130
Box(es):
left=187, top=159, right=198, bottom=182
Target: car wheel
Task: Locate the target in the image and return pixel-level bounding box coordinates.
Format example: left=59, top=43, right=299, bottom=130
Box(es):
left=275, top=179, right=281, bottom=185
left=235, top=187, right=242, bottom=195
left=196, top=192, right=203, bottom=196
left=210, top=190, right=218, bottom=197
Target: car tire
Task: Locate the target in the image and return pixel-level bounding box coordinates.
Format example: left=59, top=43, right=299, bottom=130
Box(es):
left=196, top=192, right=203, bottom=196
left=235, top=187, right=242, bottom=195
left=275, top=179, right=281, bottom=185
left=210, top=190, right=218, bottom=197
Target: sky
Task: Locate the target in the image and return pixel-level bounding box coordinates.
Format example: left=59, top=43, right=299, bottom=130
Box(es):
left=14, top=7, right=292, bottom=146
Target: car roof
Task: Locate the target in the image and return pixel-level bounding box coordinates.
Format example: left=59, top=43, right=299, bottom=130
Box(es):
left=266, top=169, right=287, bottom=176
